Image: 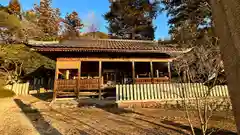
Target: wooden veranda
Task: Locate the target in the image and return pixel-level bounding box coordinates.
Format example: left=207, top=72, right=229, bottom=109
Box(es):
left=27, top=39, right=191, bottom=100
left=54, top=57, right=173, bottom=99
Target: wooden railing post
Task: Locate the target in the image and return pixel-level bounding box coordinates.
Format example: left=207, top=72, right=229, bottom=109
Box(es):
left=53, top=64, right=59, bottom=100
left=132, top=61, right=135, bottom=84
left=150, top=61, right=153, bottom=83
left=168, top=61, right=172, bottom=82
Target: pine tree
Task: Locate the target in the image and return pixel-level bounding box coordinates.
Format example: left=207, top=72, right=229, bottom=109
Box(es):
left=104, top=0, right=159, bottom=40
left=162, top=0, right=212, bottom=41
left=163, top=0, right=222, bottom=84
left=62, top=11, right=84, bottom=39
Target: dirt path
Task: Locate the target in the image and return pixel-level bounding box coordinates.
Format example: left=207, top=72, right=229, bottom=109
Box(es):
left=0, top=95, right=237, bottom=135
left=0, top=98, right=39, bottom=135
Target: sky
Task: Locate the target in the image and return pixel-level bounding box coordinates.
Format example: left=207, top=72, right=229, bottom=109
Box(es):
left=0, top=0, right=170, bottom=40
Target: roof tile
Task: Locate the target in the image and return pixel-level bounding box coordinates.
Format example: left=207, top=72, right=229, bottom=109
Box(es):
left=27, top=39, right=190, bottom=54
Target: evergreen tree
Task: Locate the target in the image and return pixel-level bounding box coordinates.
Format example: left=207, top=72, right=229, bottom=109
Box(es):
left=162, top=0, right=212, bottom=41
left=162, top=0, right=222, bottom=84
left=104, top=0, right=159, bottom=40
left=62, top=11, right=84, bottom=39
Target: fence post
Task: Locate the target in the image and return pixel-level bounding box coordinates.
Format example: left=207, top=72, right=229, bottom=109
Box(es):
left=150, top=84, right=155, bottom=99
left=12, top=83, right=17, bottom=95
left=196, top=83, right=200, bottom=97
left=188, top=83, right=192, bottom=98
left=134, top=84, right=139, bottom=100
left=147, top=84, right=151, bottom=99
left=156, top=84, right=160, bottom=99
left=140, top=84, right=144, bottom=100
left=126, top=84, right=130, bottom=100
left=130, top=84, right=134, bottom=100
left=123, top=84, right=126, bottom=101
left=143, top=84, right=147, bottom=100
left=160, top=83, right=165, bottom=99
left=153, top=84, right=157, bottom=99
left=225, top=85, right=229, bottom=97
left=119, top=85, right=123, bottom=101
left=116, top=85, right=119, bottom=101
left=22, top=83, right=25, bottom=95
left=164, top=83, right=168, bottom=99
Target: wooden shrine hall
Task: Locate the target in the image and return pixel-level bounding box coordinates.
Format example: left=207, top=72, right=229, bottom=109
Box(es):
left=27, top=39, right=191, bottom=100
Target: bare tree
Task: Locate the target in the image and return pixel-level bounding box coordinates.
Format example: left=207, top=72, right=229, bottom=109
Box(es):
left=173, top=35, right=230, bottom=134
left=0, top=58, right=23, bottom=84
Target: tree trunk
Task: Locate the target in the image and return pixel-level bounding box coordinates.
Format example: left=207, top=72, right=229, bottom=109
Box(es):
left=210, top=0, right=240, bottom=133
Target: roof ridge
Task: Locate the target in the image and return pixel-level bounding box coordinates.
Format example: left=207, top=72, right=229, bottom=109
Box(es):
left=28, top=40, right=59, bottom=45
left=28, top=39, right=159, bottom=44
left=79, top=38, right=158, bottom=43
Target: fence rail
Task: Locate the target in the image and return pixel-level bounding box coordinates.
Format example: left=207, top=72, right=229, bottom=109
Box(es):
left=116, top=83, right=229, bottom=101
left=5, top=82, right=30, bottom=95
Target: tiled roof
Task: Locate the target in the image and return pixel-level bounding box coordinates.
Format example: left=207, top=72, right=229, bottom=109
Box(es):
left=27, top=39, right=191, bottom=54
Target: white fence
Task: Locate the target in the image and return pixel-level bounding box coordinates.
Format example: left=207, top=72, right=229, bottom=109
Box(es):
left=3, top=77, right=54, bottom=96
left=5, top=82, right=30, bottom=95
left=116, top=83, right=229, bottom=101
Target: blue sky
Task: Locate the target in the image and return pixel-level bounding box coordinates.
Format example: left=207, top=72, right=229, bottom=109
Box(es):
left=1, top=0, right=170, bottom=39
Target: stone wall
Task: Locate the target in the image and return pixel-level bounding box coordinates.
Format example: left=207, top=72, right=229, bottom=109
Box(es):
left=118, top=97, right=232, bottom=111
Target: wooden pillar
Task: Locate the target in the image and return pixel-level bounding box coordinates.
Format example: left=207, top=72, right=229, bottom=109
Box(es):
left=156, top=70, right=159, bottom=78
left=99, top=61, right=102, bottom=100
left=53, top=63, right=59, bottom=101
left=168, top=61, right=172, bottom=82
left=79, top=61, right=81, bottom=78
left=66, top=70, right=70, bottom=80
left=77, top=61, right=81, bottom=98
left=150, top=61, right=154, bottom=78
left=150, top=61, right=154, bottom=84
left=132, top=61, right=135, bottom=84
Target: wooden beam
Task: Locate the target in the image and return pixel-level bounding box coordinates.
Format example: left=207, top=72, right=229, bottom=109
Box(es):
left=57, top=57, right=173, bottom=62
left=132, top=61, right=135, bottom=84
left=99, top=61, right=102, bottom=100
left=150, top=61, right=153, bottom=78
left=168, top=61, right=172, bottom=82
left=57, top=61, right=80, bottom=69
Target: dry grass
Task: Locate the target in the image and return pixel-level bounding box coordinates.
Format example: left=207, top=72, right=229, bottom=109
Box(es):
left=0, top=79, right=15, bottom=98
left=0, top=87, right=15, bottom=98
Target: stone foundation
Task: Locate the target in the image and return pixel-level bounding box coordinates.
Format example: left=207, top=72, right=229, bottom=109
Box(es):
left=118, top=97, right=232, bottom=111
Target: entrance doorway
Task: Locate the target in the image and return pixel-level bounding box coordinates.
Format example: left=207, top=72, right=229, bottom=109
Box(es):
left=102, top=62, right=132, bottom=85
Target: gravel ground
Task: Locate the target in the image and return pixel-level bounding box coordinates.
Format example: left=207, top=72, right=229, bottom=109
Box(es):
left=0, top=98, right=39, bottom=135
left=0, top=96, right=237, bottom=135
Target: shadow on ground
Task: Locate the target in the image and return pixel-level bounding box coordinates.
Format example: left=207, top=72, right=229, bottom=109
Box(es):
left=161, top=120, right=237, bottom=135
left=31, top=92, right=53, bottom=102
left=47, top=108, right=123, bottom=135
left=78, top=101, right=237, bottom=135
left=14, top=98, right=62, bottom=135
left=102, top=106, right=237, bottom=135
left=78, top=101, right=190, bottom=134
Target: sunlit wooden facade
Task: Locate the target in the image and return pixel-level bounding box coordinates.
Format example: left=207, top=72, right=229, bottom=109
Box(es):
left=27, top=39, right=190, bottom=100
